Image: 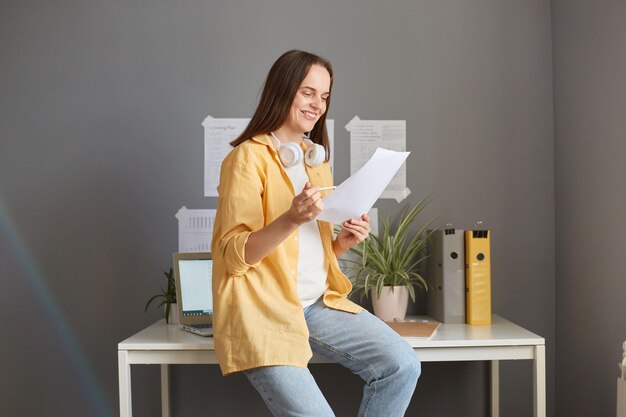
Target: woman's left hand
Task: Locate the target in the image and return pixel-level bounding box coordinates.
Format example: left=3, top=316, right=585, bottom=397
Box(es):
left=333, top=214, right=370, bottom=256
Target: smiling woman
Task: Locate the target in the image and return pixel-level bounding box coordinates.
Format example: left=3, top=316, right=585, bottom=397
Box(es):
left=211, top=50, right=420, bottom=417
left=274, top=65, right=331, bottom=140
left=229, top=50, right=333, bottom=159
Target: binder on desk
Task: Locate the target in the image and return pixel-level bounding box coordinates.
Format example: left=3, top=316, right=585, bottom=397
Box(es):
left=465, top=229, right=491, bottom=325
left=427, top=228, right=466, bottom=324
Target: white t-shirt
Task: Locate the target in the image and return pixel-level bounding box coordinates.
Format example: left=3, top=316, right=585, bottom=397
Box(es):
left=283, top=160, right=329, bottom=308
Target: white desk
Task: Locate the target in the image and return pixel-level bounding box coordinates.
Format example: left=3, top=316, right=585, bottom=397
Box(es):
left=118, top=315, right=545, bottom=417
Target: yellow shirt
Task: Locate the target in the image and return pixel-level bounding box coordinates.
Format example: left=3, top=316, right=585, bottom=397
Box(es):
left=212, top=134, right=363, bottom=375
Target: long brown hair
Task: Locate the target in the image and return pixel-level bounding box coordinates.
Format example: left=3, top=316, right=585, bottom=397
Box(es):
left=230, top=50, right=333, bottom=161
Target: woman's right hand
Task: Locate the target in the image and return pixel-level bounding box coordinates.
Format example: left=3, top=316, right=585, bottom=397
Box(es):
left=289, top=182, right=323, bottom=225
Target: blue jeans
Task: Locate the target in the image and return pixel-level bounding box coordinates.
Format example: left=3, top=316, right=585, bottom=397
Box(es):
left=243, top=298, right=421, bottom=417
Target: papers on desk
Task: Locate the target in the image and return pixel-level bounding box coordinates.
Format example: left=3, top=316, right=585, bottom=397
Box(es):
left=316, top=148, right=410, bottom=225
left=385, top=320, right=440, bottom=340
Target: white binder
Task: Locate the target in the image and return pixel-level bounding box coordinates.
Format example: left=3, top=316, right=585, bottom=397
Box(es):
left=427, top=228, right=466, bottom=324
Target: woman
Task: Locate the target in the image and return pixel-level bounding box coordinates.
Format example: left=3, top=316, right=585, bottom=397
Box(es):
left=212, top=50, right=420, bottom=417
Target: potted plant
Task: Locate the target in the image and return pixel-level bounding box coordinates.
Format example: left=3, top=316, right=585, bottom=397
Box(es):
left=144, top=267, right=179, bottom=324
left=341, top=196, right=435, bottom=322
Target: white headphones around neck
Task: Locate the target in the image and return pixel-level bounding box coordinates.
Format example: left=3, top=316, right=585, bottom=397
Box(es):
left=270, top=132, right=325, bottom=168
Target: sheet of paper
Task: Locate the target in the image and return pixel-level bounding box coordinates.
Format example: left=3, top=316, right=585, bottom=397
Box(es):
left=317, top=148, right=410, bottom=224
left=367, top=207, right=379, bottom=237
left=175, top=206, right=216, bottom=252
left=203, top=117, right=249, bottom=197
left=204, top=116, right=335, bottom=196
left=346, top=117, right=410, bottom=202
left=337, top=207, right=378, bottom=266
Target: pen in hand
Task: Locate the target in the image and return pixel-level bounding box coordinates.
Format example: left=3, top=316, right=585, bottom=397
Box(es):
left=318, top=186, right=337, bottom=191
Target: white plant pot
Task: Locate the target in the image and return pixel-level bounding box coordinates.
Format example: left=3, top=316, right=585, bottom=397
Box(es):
left=166, top=303, right=179, bottom=325
left=371, top=286, right=409, bottom=322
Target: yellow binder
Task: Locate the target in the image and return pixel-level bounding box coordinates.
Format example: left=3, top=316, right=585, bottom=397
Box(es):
left=465, top=229, right=491, bottom=325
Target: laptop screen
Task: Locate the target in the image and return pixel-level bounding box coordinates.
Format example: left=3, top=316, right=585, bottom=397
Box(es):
left=178, top=259, right=213, bottom=317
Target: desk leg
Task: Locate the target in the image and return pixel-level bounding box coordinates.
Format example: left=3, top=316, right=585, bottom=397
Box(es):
left=534, top=345, right=546, bottom=417
left=491, top=360, right=499, bottom=417
left=161, top=364, right=171, bottom=417
left=118, top=351, right=132, bottom=417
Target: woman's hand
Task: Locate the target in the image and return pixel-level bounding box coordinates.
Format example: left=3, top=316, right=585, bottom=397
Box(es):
left=245, top=182, right=322, bottom=264
left=333, top=214, right=370, bottom=257
left=289, top=182, right=323, bottom=225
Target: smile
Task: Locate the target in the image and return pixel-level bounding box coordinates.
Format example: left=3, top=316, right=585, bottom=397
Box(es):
left=301, top=111, right=317, bottom=120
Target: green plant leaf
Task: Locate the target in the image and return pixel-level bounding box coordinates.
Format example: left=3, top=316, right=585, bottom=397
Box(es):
left=145, top=267, right=178, bottom=315
left=348, top=246, right=364, bottom=257
left=144, top=294, right=164, bottom=311
left=340, top=196, right=436, bottom=302
left=407, top=282, right=416, bottom=302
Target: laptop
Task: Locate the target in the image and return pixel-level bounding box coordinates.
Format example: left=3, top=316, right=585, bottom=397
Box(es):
left=172, top=252, right=214, bottom=337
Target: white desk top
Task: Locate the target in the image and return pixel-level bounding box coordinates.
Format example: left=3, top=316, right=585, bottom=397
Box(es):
left=119, top=315, right=544, bottom=351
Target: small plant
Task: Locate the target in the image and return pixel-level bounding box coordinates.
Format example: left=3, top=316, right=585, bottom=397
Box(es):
left=144, top=267, right=177, bottom=323
left=341, top=196, right=436, bottom=303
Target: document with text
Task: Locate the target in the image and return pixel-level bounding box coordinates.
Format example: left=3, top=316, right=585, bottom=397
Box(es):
left=316, top=148, right=410, bottom=225
left=346, top=117, right=410, bottom=202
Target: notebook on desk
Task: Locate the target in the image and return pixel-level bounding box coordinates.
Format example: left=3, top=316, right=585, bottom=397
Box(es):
left=173, top=252, right=213, bottom=337
left=385, top=320, right=440, bottom=340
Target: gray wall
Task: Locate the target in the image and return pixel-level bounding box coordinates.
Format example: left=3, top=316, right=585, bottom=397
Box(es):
left=1, top=1, right=555, bottom=416
left=553, top=1, right=626, bottom=416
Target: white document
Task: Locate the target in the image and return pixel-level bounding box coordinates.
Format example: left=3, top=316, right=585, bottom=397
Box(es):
left=346, top=117, right=410, bottom=202
left=317, top=148, right=410, bottom=225
left=203, top=117, right=249, bottom=197
left=337, top=207, right=378, bottom=266
left=175, top=206, right=216, bottom=252
left=367, top=207, right=379, bottom=237
left=204, top=116, right=335, bottom=197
